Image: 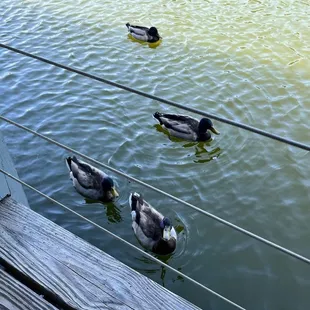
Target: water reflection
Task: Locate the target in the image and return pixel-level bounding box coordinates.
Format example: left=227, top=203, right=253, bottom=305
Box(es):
left=127, top=34, right=162, bottom=49
left=155, top=124, right=222, bottom=163
left=134, top=218, right=185, bottom=286
left=84, top=198, right=122, bottom=223
left=154, top=124, right=183, bottom=142
left=137, top=253, right=184, bottom=287
left=174, top=221, right=185, bottom=235
left=184, top=142, right=222, bottom=164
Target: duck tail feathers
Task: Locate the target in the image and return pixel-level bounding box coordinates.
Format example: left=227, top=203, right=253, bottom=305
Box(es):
left=129, top=193, right=133, bottom=209
left=129, top=193, right=138, bottom=222
left=129, top=193, right=138, bottom=211
left=129, top=192, right=143, bottom=211
left=153, top=111, right=163, bottom=120
left=153, top=112, right=164, bottom=124
left=66, top=156, right=79, bottom=171
left=65, top=157, right=72, bottom=171
left=131, top=210, right=136, bottom=221
left=129, top=193, right=142, bottom=224
left=126, top=23, right=130, bottom=29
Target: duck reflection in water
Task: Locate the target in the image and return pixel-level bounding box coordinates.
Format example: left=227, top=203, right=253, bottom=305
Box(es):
left=137, top=252, right=184, bottom=287
left=183, top=142, right=222, bottom=164
left=127, top=33, right=162, bottom=49
left=154, top=124, right=221, bottom=163
left=136, top=221, right=185, bottom=287
left=84, top=198, right=122, bottom=223
left=153, top=112, right=219, bottom=142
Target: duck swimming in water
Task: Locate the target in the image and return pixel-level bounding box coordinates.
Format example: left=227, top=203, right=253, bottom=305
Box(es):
left=129, top=192, right=177, bottom=255
left=126, top=23, right=161, bottom=43
left=153, top=112, right=220, bottom=142
left=65, top=156, right=119, bottom=202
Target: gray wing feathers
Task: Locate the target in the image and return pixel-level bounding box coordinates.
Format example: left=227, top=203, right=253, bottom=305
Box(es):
left=160, top=118, right=191, bottom=133
left=131, top=32, right=148, bottom=41
left=167, top=128, right=197, bottom=141
left=128, top=25, right=149, bottom=41
left=159, top=116, right=198, bottom=132
left=129, top=26, right=148, bottom=35
left=137, top=201, right=163, bottom=240
left=158, top=115, right=199, bottom=140
left=158, top=114, right=197, bottom=124
left=71, top=159, right=103, bottom=190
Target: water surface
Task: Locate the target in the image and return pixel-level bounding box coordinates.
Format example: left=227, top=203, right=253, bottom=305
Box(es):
left=1, top=0, right=310, bottom=309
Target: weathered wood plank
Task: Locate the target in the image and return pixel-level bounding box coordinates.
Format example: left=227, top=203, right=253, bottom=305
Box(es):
left=0, top=131, right=29, bottom=207
left=0, top=268, right=57, bottom=310
left=0, top=197, right=200, bottom=310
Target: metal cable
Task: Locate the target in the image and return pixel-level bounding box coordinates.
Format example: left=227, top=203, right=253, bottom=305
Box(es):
left=1, top=43, right=309, bottom=152
left=1, top=115, right=310, bottom=266
left=0, top=168, right=245, bottom=310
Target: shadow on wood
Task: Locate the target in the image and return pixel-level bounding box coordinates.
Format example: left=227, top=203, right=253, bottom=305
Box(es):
left=0, top=268, right=57, bottom=310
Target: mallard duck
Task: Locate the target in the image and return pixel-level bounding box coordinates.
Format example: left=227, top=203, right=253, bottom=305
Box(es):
left=126, top=23, right=161, bottom=43
left=65, top=156, right=119, bottom=202
left=129, top=192, right=177, bottom=255
left=153, top=112, right=220, bottom=142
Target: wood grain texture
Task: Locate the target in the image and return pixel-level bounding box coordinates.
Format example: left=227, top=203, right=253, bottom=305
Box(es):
left=0, top=269, right=57, bottom=310
left=0, top=197, right=200, bottom=310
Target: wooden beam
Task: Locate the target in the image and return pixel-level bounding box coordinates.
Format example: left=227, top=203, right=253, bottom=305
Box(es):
left=0, top=197, right=200, bottom=310
left=0, top=268, right=57, bottom=310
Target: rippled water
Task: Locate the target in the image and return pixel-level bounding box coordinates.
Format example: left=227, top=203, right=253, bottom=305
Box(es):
left=1, top=0, right=310, bottom=309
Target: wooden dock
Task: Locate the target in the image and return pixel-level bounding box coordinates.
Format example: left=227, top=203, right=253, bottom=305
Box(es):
left=0, top=196, right=200, bottom=310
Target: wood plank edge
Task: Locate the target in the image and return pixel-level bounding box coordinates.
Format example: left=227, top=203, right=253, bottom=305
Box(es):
left=0, top=194, right=11, bottom=203
left=0, top=268, right=57, bottom=310
left=0, top=258, right=77, bottom=310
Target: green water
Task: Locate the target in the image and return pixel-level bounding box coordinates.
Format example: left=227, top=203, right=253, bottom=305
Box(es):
left=1, top=0, right=309, bottom=309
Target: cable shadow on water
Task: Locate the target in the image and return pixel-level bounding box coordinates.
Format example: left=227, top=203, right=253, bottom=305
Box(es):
left=154, top=124, right=222, bottom=164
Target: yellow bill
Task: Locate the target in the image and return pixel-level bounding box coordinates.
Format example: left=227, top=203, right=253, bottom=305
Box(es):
left=211, top=127, right=220, bottom=135
left=112, top=187, right=119, bottom=198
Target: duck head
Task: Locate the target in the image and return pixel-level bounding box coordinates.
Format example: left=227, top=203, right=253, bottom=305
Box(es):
left=148, top=27, right=159, bottom=37
left=198, top=118, right=220, bottom=135
left=153, top=217, right=177, bottom=255
left=160, top=217, right=173, bottom=240
left=102, top=177, right=119, bottom=200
